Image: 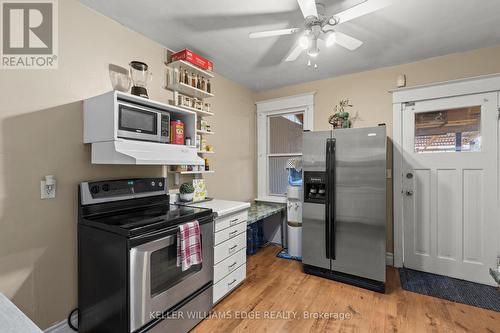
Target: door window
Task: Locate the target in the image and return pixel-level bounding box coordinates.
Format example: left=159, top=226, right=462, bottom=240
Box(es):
left=414, top=106, right=481, bottom=153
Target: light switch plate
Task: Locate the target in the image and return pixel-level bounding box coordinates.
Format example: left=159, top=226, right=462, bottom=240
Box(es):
left=41, top=180, right=56, bottom=199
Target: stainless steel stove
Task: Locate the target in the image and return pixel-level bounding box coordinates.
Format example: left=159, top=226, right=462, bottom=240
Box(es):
left=78, top=178, right=214, bottom=333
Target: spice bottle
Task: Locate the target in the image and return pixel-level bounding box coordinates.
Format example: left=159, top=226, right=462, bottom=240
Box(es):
left=176, top=66, right=182, bottom=84
left=204, top=158, right=209, bottom=171
left=207, top=79, right=211, bottom=93
left=196, top=75, right=201, bottom=89
left=191, top=72, right=196, bottom=87
left=184, top=69, right=189, bottom=84
left=201, top=76, right=206, bottom=91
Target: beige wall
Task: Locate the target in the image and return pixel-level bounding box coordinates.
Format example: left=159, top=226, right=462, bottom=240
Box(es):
left=0, top=0, right=255, bottom=329
left=254, top=44, right=500, bottom=253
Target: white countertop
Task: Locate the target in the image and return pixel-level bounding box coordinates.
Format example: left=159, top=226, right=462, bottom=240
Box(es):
left=188, top=199, right=250, bottom=218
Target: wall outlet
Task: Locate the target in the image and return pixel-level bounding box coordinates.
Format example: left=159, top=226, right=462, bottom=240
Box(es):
left=41, top=176, right=56, bottom=199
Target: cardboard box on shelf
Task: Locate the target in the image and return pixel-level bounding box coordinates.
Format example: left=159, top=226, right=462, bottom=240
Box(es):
left=171, top=49, right=214, bottom=72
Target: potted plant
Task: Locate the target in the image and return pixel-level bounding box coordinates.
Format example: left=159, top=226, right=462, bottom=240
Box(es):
left=179, top=182, right=194, bottom=202
left=328, top=99, right=353, bottom=129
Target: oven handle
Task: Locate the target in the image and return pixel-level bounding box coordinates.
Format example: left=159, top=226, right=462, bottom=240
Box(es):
left=131, top=228, right=177, bottom=253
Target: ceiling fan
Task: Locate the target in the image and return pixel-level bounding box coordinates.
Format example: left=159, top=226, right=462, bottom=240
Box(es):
left=248, top=0, right=392, bottom=63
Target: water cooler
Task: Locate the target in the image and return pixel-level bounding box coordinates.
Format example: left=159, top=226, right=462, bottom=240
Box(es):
left=286, top=158, right=303, bottom=258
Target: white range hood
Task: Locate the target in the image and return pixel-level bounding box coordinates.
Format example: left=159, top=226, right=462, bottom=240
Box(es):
left=91, top=139, right=204, bottom=165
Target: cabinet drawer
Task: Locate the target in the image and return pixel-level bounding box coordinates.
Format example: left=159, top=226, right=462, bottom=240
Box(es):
left=214, top=221, right=247, bottom=246
left=214, top=247, right=246, bottom=283
left=213, top=263, right=246, bottom=304
left=214, top=210, right=248, bottom=232
left=214, top=232, right=246, bottom=264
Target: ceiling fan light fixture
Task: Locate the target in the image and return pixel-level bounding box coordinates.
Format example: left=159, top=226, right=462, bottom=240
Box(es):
left=307, top=48, right=319, bottom=57
left=325, top=31, right=337, bottom=47
left=299, top=34, right=310, bottom=49
left=307, top=38, right=319, bottom=57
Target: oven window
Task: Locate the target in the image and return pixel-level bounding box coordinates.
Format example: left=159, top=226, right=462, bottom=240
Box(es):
left=150, top=240, right=201, bottom=297
left=119, top=106, right=157, bottom=134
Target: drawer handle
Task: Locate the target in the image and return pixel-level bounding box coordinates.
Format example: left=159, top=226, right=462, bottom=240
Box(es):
left=228, top=278, right=237, bottom=287
left=229, top=218, right=239, bottom=226
left=228, top=262, right=237, bottom=271
left=228, top=245, right=238, bottom=253
left=229, top=230, right=238, bottom=238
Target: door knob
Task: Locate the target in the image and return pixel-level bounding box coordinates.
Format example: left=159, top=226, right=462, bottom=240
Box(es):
left=405, top=190, right=414, bottom=196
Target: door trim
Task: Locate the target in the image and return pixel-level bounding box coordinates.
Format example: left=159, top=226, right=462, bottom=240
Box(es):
left=392, top=74, right=500, bottom=269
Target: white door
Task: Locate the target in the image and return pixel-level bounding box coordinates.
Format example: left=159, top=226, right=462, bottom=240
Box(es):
left=402, top=92, right=498, bottom=285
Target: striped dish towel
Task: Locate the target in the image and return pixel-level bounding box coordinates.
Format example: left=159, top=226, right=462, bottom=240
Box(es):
left=177, top=221, right=202, bottom=271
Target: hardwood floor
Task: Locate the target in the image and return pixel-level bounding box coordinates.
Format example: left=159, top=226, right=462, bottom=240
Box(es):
left=194, top=245, right=500, bottom=333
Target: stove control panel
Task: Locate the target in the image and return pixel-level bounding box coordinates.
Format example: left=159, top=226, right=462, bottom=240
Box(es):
left=81, top=178, right=167, bottom=204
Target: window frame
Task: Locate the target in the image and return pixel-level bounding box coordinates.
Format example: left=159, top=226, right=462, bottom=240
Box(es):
left=256, top=93, right=314, bottom=203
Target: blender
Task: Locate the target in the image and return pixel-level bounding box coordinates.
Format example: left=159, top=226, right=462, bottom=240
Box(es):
left=129, top=61, right=152, bottom=98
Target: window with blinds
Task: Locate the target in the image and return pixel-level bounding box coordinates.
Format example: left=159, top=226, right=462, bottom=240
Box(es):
left=267, top=113, right=304, bottom=196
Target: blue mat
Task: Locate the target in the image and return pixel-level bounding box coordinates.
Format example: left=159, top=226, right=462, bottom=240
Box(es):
left=399, top=267, right=500, bottom=312
left=276, top=249, right=302, bottom=261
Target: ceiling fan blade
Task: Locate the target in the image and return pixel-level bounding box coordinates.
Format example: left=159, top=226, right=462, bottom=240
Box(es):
left=334, top=31, right=363, bottom=51
left=249, top=28, right=301, bottom=39
left=297, top=0, right=318, bottom=18
left=284, top=44, right=303, bottom=62
left=333, top=0, right=391, bottom=24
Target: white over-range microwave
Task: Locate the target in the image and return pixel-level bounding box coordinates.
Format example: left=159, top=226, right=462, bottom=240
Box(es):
left=117, top=102, right=170, bottom=143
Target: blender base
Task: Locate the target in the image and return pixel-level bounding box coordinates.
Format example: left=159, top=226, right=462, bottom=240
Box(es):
left=131, top=86, right=149, bottom=98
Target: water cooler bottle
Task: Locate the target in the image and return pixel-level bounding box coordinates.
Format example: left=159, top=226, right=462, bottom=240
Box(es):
left=286, top=158, right=303, bottom=258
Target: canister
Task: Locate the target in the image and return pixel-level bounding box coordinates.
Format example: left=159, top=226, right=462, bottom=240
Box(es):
left=170, top=120, right=184, bottom=145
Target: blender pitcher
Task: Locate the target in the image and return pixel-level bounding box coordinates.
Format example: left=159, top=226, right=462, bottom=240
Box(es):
left=129, top=61, right=153, bottom=98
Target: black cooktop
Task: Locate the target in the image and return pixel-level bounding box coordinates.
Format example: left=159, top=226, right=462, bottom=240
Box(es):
left=78, top=178, right=213, bottom=237
left=81, top=203, right=212, bottom=237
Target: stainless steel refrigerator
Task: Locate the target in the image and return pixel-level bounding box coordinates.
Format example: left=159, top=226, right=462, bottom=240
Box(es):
left=302, top=126, right=386, bottom=292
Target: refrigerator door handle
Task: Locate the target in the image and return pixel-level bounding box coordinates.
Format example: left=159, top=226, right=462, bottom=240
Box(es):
left=328, top=139, right=336, bottom=260
left=325, top=139, right=331, bottom=259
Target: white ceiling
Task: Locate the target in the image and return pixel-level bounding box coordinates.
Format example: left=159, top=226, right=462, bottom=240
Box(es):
left=79, top=0, right=500, bottom=91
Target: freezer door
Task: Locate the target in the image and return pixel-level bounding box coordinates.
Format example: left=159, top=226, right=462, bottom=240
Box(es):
left=331, top=126, right=387, bottom=282
left=302, top=131, right=331, bottom=270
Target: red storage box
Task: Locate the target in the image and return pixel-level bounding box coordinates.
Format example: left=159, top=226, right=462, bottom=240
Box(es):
left=171, top=49, right=214, bottom=72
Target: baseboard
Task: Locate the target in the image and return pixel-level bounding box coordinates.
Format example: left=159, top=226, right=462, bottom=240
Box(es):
left=386, top=252, right=394, bottom=266
left=44, top=312, right=77, bottom=333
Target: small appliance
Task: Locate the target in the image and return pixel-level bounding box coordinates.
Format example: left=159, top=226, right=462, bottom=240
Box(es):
left=117, top=101, right=170, bottom=144
left=302, top=126, right=387, bottom=292
left=129, top=61, right=152, bottom=98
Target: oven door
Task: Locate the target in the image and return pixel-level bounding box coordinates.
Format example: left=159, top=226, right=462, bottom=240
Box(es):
left=117, top=102, right=161, bottom=142
left=129, top=219, right=213, bottom=332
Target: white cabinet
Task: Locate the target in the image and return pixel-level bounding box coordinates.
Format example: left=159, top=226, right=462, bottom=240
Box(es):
left=212, top=209, right=248, bottom=304
left=83, top=91, right=203, bottom=165
left=187, top=200, right=250, bottom=304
